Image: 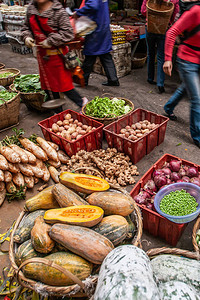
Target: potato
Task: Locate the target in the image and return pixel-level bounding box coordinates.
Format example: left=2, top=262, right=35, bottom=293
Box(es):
left=77, top=122, right=83, bottom=127
left=63, top=120, right=69, bottom=125
left=135, top=123, right=142, bottom=130
left=74, top=120, right=79, bottom=124
left=64, top=113, right=71, bottom=120
left=56, top=132, right=61, bottom=136
left=141, top=123, right=147, bottom=129
left=135, top=129, right=141, bottom=134
left=125, top=132, right=129, bottom=138
left=65, top=134, right=71, bottom=141
left=125, top=125, right=131, bottom=130
left=69, top=118, right=74, bottom=123
left=68, top=127, right=76, bottom=134
left=71, top=132, right=78, bottom=139
left=79, top=130, right=86, bottom=135
left=82, top=125, right=88, bottom=130
left=59, top=126, right=64, bottom=132
left=121, top=129, right=126, bottom=134
left=131, top=124, right=136, bottom=130
left=76, top=134, right=82, bottom=140
left=64, top=125, right=69, bottom=130
left=57, top=120, right=63, bottom=126
left=52, top=124, right=59, bottom=132
left=136, top=133, right=143, bottom=138
left=129, top=135, right=137, bottom=141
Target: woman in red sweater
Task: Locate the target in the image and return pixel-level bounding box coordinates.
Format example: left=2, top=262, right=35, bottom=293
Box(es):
left=163, top=4, right=200, bottom=148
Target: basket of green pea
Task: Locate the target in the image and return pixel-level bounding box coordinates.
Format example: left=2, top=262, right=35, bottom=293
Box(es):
left=0, top=68, right=20, bottom=87
left=154, top=182, right=200, bottom=223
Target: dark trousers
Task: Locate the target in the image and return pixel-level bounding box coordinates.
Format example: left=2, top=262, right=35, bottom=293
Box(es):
left=82, top=53, right=118, bottom=85
left=45, top=88, right=83, bottom=113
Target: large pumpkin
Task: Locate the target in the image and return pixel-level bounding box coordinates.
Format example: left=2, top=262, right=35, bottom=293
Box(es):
left=23, top=251, right=92, bottom=286
left=49, top=224, right=114, bottom=264
left=44, top=205, right=104, bottom=227
left=60, top=172, right=110, bottom=194
left=93, top=215, right=129, bottom=246
left=87, top=192, right=135, bottom=216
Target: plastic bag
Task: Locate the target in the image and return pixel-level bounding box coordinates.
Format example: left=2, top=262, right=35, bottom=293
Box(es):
left=75, top=16, right=97, bottom=37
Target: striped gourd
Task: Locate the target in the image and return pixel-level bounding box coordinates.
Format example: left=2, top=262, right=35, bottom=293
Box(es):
left=93, top=215, right=129, bottom=246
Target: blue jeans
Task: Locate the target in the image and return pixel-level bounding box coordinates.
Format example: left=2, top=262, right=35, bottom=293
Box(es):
left=164, top=82, right=186, bottom=114
left=177, top=58, right=200, bottom=144
left=146, top=29, right=165, bottom=87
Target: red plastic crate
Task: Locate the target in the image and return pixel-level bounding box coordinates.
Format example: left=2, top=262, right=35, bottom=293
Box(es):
left=38, top=109, right=104, bottom=157
left=103, top=108, right=169, bottom=164
left=130, top=154, right=200, bottom=246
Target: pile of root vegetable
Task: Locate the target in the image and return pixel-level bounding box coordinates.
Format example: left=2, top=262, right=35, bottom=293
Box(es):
left=0, top=129, right=69, bottom=206
left=61, top=148, right=139, bottom=186
left=13, top=181, right=137, bottom=291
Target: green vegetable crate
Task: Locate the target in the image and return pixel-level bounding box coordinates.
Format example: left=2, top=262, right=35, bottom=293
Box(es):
left=130, top=154, right=200, bottom=246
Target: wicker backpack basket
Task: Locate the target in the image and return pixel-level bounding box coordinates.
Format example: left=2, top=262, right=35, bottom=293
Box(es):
left=0, top=68, right=20, bottom=87
left=0, top=92, right=20, bottom=131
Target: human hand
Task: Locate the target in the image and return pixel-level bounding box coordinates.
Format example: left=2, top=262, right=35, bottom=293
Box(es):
left=163, top=61, right=173, bottom=76
left=25, top=37, right=35, bottom=48
left=39, top=39, right=51, bottom=48
left=71, top=12, right=78, bottom=19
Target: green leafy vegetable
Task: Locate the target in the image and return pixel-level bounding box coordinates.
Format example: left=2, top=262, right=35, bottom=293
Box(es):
left=14, top=74, right=47, bottom=100
left=6, top=184, right=26, bottom=202
left=0, top=72, right=15, bottom=78
left=1, top=128, right=25, bottom=146
left=85, top=96, right=132, bottom=118
left=0, top=90, right=17, bottom=104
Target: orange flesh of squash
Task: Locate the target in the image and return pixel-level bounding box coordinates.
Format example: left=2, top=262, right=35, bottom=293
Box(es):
left=44, top=205, right=104, bottom=227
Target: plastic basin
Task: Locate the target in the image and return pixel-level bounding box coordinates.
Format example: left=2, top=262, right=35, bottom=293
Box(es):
left=154, top=182, right=200, bottom=224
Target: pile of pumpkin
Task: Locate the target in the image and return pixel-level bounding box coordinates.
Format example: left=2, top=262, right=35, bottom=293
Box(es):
left=13, top=173, right=137, bottom=288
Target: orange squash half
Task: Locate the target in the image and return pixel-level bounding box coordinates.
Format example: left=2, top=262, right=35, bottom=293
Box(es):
left=44, top=205, right=104, bottom=227
left=59, top=172, right=110, bottom=194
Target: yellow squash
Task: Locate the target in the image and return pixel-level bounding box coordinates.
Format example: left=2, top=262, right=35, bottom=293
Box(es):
left=59, top=172, right=110, bottom=194
left=44, top=205, right=104, bottom=227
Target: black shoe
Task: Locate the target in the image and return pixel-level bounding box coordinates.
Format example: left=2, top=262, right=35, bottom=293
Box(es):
left=102, top=80, right=120, bottom=86
left=158, top=86, right=165, bottom=94
left=147, top=80, right=156, bottom=85
left=194, top=140, right=200, bottom=148
left=165, top=113, right=177, bottom=121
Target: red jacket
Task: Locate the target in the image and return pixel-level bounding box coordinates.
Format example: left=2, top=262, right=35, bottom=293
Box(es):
left=165, top=5, right=200, bottom=64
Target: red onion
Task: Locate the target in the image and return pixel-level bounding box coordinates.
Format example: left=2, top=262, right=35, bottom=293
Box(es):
left=166, top=178, right=172, bottom=185
left=176, top=179, right=184, bottom=183
left=144, top=180, right=157, bottom=194
left=134, top=191, right=150, bottom=205
left=178, top=167, right=186, bottom=177
left=169, top=160, right=181, bottom=172
left=154, top=175, right=167, bottom=188
left=182, top=176, right=190, bottom=182
left=152, top=169, right=164, bottom=178
left=146, top=202, right=154, bottom=210
left=190, top=177, right=200, bottom=186
left=162, top=167, right=171, bottom=177
left=171, top=172, right=181, bottom=182
left=187, top=167, right=198, bottom=178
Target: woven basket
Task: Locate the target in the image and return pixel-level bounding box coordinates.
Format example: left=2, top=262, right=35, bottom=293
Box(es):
left=132, top=53, right=147, bottom=69
left=192, top=217, right=200, bottom=253
left=9, top=184, right=142, bottom=297
left=0, top=68, right=20, bottom=87
left=10, top=84, right=46, bottom=112
left=82, top=93, right=134, bottom=126
left=0, top=92, right=20, bottom=130
left=0, top=63, right=5, bottom=70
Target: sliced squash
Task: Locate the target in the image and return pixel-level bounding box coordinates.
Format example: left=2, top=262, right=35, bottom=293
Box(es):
left=44, top=205, right=104, bottom=227
left=59, top=172, right=110, bottom=194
